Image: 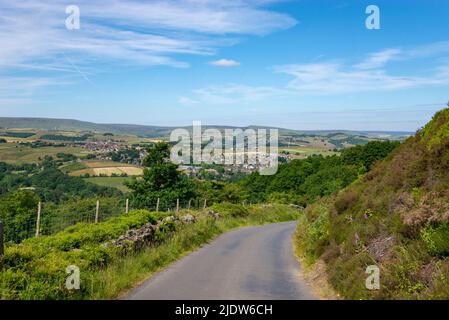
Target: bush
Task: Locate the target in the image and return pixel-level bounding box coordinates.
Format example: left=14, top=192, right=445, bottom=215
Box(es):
left=334, top=189, right=359, bottom=214
left=211, top=203, right=249, bottom=217
left=421, top=223, right=449, bottom=257
left=296, top=202, right=330, bottom=263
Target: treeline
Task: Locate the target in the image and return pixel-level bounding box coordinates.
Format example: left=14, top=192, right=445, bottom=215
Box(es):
left=0, top=159, right=124, bottom=242
left=40, top=134, right=91, bottom=141
left=0, top=160, right=121, bottom=202
left=239, top=140, right=400, bottom=206
left=0, top=132, right=35, bottom=138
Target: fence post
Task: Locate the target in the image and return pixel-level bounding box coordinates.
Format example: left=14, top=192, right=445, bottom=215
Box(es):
left=95, top=200, right=100, bottom=223
left=156, top=198, right=160, bottom=212
left=35, top=201, right=41, bottom=238
left=125, top=198, right=129, bottom=214
left=0, top=220, right=4, bottom=260
left=203, top=199, right=207, bottom=209
left=176, top=199, right=179, bottom=213
left=188, top=199, right=191, bottom=210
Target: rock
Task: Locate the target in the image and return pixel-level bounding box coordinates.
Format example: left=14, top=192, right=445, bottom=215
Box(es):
left=207, top=210, right=220, bottom=219
left=180, top=214, right=196, bottom=224
left=110, top=222, right=157, bottom=249
left=107, top=213, right=199, bottom=250
left=367, top=235, right=396, bottom=262
left=163, top=215, right=177, bottom=223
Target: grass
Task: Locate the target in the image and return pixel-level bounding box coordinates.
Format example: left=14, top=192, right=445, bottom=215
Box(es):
left=60, top=162, right=89, bottom=173
left=0, top=203, right=299, bottom=300
left=85, top=176, right=132, bottom=192
left=280, top=146, right=338, bottom=158
left=83, top=161, right=138, bottom=168
left=0, top=143, right=86, bottom=164
left=70, top=167, right=143, bottom=177
left=69, top=161, right=144, bottom=177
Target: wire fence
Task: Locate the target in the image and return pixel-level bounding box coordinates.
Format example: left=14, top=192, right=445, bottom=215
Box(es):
left=0, top=196, right=238, bottom=247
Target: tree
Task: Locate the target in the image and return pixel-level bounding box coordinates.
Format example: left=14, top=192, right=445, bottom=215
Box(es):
left=127, top=142, right=196, bottom=209
left=0, top=190, right=40, bottom=242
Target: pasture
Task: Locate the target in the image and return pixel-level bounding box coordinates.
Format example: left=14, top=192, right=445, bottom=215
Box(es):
left=84, top=176, right=133, bottom=192
left=69, top=160, right=143, bottom=177
left=0, top=143, right=86, bottom=164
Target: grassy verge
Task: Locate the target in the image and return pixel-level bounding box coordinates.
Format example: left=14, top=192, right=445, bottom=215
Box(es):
left=0, top=203, right=299, bottom=300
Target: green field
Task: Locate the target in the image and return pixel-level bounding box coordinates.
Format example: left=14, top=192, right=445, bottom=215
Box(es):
left=279, top=146, right=339, bottom=158
left=85, top=176, right=133, bottom=192
left=0, top=143, right=87, bottom=164
left=59, top=162, right=89, bottom=173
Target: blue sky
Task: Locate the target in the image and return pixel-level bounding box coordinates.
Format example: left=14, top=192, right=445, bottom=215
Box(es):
left=0, top=0, right=448, bottom=131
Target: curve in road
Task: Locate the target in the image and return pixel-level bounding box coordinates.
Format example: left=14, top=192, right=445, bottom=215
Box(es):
left=126, top=221, right=316, bottom=300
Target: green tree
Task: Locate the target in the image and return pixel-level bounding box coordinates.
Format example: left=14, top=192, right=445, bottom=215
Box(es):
left=0, top=190, right=40, bottom=242
left=127, top=142, right=196, bottom=209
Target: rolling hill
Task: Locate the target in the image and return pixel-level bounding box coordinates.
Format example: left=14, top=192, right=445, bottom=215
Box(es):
left=0, top=117, right=412, bottom=140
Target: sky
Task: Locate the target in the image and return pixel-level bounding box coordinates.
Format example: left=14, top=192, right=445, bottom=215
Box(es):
left=0, top=0, right=448, bottom=131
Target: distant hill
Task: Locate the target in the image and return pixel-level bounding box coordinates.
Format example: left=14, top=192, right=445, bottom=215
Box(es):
left=297, top=108, right=449, bottom=299
left=0, top=117, right=412, bottom=139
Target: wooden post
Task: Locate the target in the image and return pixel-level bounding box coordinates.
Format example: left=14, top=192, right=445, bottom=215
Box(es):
left=176, top=199, right=179, bottom=213
left=0, top=220, right=4, bottom=259
left=95, top=200, right=100, bottom=223
left=188, top=199, right=191, bottom=210
left=125, top=199, right=129, bottom=214
left=156, top=198, right=160, bottom=212
left=203, top=199, right=207, bottom=209
left=35, top=202, right=41, bottom=238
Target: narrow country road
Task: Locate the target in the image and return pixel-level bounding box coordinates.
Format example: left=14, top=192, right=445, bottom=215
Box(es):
left=126, top=221, right=316, bottom=300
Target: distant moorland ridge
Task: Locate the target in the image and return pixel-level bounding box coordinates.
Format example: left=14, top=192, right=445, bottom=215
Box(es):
left=0, top=117, right=413, bottom=139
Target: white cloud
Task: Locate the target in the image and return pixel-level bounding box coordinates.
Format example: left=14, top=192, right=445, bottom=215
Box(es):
left=354, top=48, right=402, bottom=70
left=182, top=42, right=449, bottom=104
left=209, top=59, right=241, bottom=67
left=178, top=96, right=199, bottom=105
left=0, top=0, right=296, bottom=103
left=272, top=62, right=437, bottom=94
left=192, top=83, right=287, bottom=104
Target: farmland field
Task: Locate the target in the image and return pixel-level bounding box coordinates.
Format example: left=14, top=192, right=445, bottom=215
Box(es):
left=84, top=176, right=133, bottom=192
left=69, top=160, right=144, bottom=177
left=0, top=143, right=87, bottom=164
left=279, top=146, right=339, bottom=159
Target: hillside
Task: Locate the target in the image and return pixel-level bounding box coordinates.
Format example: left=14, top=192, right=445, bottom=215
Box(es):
left=296, top=108, right=449, bottom=299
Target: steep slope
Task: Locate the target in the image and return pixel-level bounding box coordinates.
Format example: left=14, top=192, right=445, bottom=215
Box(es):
left=296, top=108, right=449, bottom=299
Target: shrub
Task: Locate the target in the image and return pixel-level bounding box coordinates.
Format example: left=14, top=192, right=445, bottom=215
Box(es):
left=211, top=203, right=249, bottom=217
left=421, top=223, right=449, bottom=257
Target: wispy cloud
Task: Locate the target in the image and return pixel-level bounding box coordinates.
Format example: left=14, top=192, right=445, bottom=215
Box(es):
left=182, top=41, right=449, bottom=104
left=0, top=0, right=296, bottom=103
left=273, top=62, right=444, bottom=94
left=354, top=48, right=401, bottom=70
left=178, top=96, right=199, bottom=105
left=208, top=59, right=241, bottom=67
left=191, top=83, right=287, bottom=104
